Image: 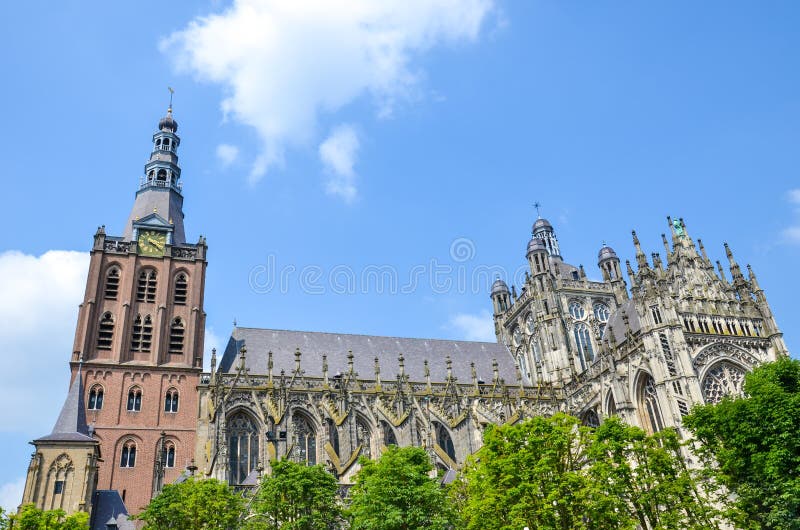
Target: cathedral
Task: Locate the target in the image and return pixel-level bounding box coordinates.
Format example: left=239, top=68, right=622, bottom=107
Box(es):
left=20, top=104, right=788, bottom=523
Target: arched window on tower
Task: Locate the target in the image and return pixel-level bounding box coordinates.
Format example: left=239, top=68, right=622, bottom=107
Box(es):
left=131, top=314, right=153, bottom=352
left=97, top=312, right=114, bottom=350
left=164, top=442, right=176, bottom=468
left=156, top=169, right=167, bottom=182
left=120, top=441, right=137, bottom=467
left=137, top=270, right=157, bottom=303
left=228, top=412, right=260, bottom=484
left=573, top=322, right=594, bottom=370
left=638, top=373, right=664, bottom=434
left=88, top=385, right=104, bottom=410
left=432, top=421, right=456, bottom=463
left=293, top=412, right=317, bottom=465
left=127, top=387, right=142, bottom=412
left=169, top=318, right=185, bottom=354
left=104, top=267, right=120, bottom=300
left=164, top=389, right=179, bottom=413
left=174, top=273, right=188, bottom=305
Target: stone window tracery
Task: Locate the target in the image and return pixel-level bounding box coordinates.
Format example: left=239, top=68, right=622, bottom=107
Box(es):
left=228, top=412, right=259, bottom=484
left=593, top=302, right=610, bottom=322
left=574, top=322, right=594, bottom=369
left=433, top=421, right=456, bottom=463
left=638, top=373, right=664, bottom=434
left=702, top=362, right=746, bottom=404
left=381, top=420, right=398, bottom=447
left=293, top=412, right=317, bottom=465
left=569, top=300, right=586, bottom=320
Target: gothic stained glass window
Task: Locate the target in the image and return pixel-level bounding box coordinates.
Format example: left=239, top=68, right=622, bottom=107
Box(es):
left=582, top=409, right=600, bottom=428
left=356, top=417, right=371, bottom=456
left=228, top=412, right=259, bottom=484
left=638, top=373, right=664, bottom=434
left=293, top=412, right=316, bottom=465
left=569, top=300, right=586, bottom=320
left=574, top=322, right=594, bottom=369
left=702, top=362, right=746, bottom=404
left=381, top=420, right=398, bottom=447
left=126, top=388, right=142, bottom=412
left=593, top=302, right=610, bottom=322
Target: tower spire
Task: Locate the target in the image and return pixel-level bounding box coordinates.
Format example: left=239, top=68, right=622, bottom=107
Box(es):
left=122, top=100, right=187, bottom=245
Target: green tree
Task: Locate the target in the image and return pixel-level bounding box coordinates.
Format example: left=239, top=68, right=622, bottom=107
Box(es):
left=136, top=477, right=243, bottom=530
left=245, top=459, right=341, bottom=530
left=348, top=446, right=455, bottom=530
left=589, top=416, right=724, bottom=530
left=7, top=505, right=89, bottom=530
left=458, top=413, right=727, bottom=530
left=685, top=357, right=800, bottom=530
left=458, top=413, right=623, bottom=530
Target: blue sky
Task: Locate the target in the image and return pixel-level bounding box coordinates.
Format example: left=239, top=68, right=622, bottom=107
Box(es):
left=1, top=0, right=799, bottom=510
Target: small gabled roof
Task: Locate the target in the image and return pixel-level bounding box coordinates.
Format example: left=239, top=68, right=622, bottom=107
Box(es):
left=35, top=364, right=94, bottom=444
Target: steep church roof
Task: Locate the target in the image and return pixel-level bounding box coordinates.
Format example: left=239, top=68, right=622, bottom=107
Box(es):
left=35, top=364, right=95, bottom=443
left=219, top=327, right=517, bottom=383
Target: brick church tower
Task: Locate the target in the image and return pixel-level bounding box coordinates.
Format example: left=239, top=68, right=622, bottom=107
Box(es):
left=64, top=104, right=207, bottom=513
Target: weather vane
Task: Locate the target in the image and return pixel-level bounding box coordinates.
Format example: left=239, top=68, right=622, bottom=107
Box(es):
left=168, top=86, right=174, bottom=109
left=533, top=202, right=542, bottom=218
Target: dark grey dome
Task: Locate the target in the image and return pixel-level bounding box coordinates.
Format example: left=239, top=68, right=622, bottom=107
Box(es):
left=598, top=245, right=618, bottom=262
left=159, top=108, right=178, bottom=132
left=532, top=217, right=553, bottom=234
left=527, top=237, right=547, bottom=254
left=491, top=278, right=509, bottom=295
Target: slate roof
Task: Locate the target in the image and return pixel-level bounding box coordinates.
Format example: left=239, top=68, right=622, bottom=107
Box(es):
left=122, top=186, right=186, bottom=244
left=603, top=300, right=642, bottom=345
left=219, top=327, right=517, bottom=384
left=90, top=490, right=135, bottom=530
left=35, top=364, right=95, bottom=443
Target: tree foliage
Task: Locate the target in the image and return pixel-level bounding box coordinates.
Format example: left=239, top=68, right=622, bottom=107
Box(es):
left=685, top=357, right=800, bottom=530
left=245, top=459, right=341, bottom=530
left=348, top=446, right=455, bottom=530
left=2, top=504, right=89, bottom=530
left=136, top=478, right=243, bottom=530
left=458, top=413, right=725, bottom=530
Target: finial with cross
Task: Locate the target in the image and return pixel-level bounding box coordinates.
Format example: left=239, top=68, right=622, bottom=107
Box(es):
left=533, top=202, right=542, bottom=218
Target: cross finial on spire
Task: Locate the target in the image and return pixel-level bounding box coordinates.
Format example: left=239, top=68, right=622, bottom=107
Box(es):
left=534, top=202, right=542, bottom=218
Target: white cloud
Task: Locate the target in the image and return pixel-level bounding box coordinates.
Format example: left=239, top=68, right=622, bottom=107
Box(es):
left=320, top=124, right=359, bottom=203
left=788, top=188, right=800, bottom=204
left=447, top=310, right=495, bottom=342
left=216, top=143, right=240, bottom=167
left=162, top=0, right=495, bottom=184
left=0, top=476, right=24, bottom=513
left=0, top=251, right=88, bottom=435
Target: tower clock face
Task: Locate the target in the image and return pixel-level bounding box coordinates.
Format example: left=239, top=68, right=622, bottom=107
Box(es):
left=138, top=230, right=167, bottom=256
